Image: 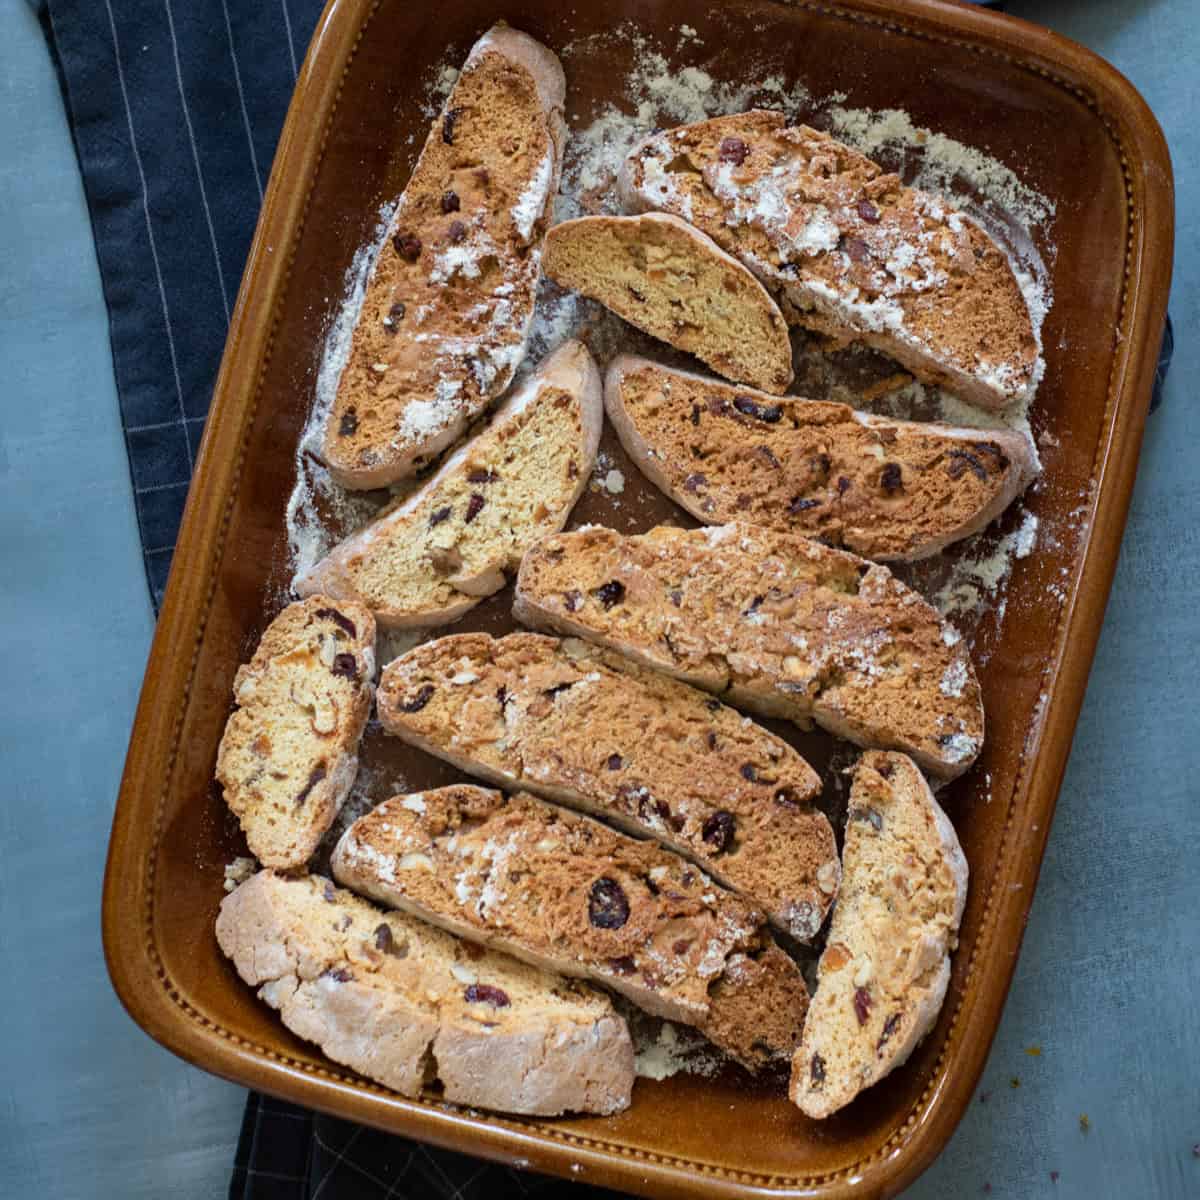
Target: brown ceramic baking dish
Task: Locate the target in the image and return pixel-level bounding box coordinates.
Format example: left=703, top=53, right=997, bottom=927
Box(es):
left=102, top=0, right=1172, bottom=1195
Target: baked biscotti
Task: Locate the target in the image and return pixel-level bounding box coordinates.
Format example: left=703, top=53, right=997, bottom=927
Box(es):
left=375, top=631, right=838, bottom=941
left=514, top=525, right=983, bottom=780
left=297, top=341, right=601, bottom=629
left=217, top=870, right=634, bottom=1115
left=322, top=25, right=566, bottom=489
left=791, top=752, right=967, bottom=1118
left=215, top=597, right=376, bottom=869
left=542, top=213, right=794, bottom=394
left=333, top=786, right=810, bottom=1069
left=619, top=112, right=1041, bottom=411
left=605, top=355, right=1039, bottom=561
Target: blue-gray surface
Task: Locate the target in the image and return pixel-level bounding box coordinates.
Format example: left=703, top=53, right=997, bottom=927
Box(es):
left=0, top=0, right=1195, bottom=1195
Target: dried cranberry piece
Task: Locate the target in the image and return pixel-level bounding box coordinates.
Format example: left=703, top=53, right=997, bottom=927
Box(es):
left=606, top=754, right=623, bottom=771
left=593, top=580, right=625, bottom=609
left=668, top=589, right=683, bottom=608
left=876, top=760, right=895, bottom=779
left=690, top=403, right=701, bottom=426
left=441, top=189, right=461, bottom=213
left=331, top=652, right=359, bottom=682
left=448, top=219, right=467, bottom=244
left=563, top=590, right=583, bottom=613
left=947, top=448, right=988, bottom=481
left=442, top=107, right=463, bottom=144
left=880, top=462, right=903, bottom=492
left=464, top=983, right=511, bottom=1007
left=706, top=731, right=718, bottom=750
left=837, top=476, right=852, bottom=495
left=608, top=955, right=636, bottom=976
left=733, top=396, right=783, bottom=423
left=702, top=810, right=736, bottom=852
left=789, top=496, right=821, bottom=514
left=323, top=881, right=336, bottom=903
left=851, top=805, right=883, bottom=832
left=842, top=236, right=870, bottom=263
left=325, top=966, right=354, bottom=983
left=684, top=473, right=707, bottom=493
left=857, top=199, right=881, bottom=223
left=465, top=493, right=486, bottom=523
left=338, top=408, right=358, bottom=437
left=853, top=987, right=873, bottom=1026
left=972, top=440, right=1009, bottom=470
left=399, top=684, right=435, bottom=713
left=496, top=685, right=508, bottom=707
left=718, top=136, right=748, bottom=165
left=757, top=444, right=781, bottom=469
left=810, top=1053, right=826, bottom=1085
left=315, top=607, right=357, bottom=638
left=877, top=1012, right=901, bottom=1051
left=428, top=506, right=452, bottom=526
left=467, top=468, right=497, bottom=483
left=382, top=302, right=406, bottom=331
left=588, top=877, right=630, bottom=929
left=740, top=763, right=759, bottom=782
left=294, top=764, right=327, bottom=811
left=393, top=233, right=422, bottom=261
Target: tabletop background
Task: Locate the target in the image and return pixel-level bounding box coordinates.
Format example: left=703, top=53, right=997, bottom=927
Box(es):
left=1, top=0, right=1196, bottom=1196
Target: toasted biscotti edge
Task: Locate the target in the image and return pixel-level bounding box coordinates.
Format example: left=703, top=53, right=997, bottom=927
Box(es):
left=215, top=597, right=377, bottom=869
left=603, top=353, right=1040, bottom=561
left=790, top=753, right=968, bottom=1118
left=323, top=25, right=568, bottom=490
left=297, top=340, right=603, bottom=629
left=543, top=212, right=795, bottom=395
left=217, top=870, right=635, bottom=1116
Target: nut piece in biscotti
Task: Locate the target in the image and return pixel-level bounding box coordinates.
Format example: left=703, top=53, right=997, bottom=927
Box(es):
left=620, top=112, right=1041, bottom=411
left=514, top=524, right=983, bottom=780
left=321, top=25, right=566, bottom=489
left=298, top=341, right=602, bottom=630
left=542, top=213, right=793, bottom=395
left=605, top=355, right=1040, bottom=561
left=791, top=752, right=967, bottom=1118
left=332, top=786, right=809, bottom=1069
left=215, top=597, right=376, bottom=869
left=216, top=871, right=633, bottom=1116
left=374, top=631, right=837, bottom=942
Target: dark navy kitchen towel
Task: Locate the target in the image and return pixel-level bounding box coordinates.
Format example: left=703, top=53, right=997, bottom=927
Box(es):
left=40, top=0, right=326, bottom=608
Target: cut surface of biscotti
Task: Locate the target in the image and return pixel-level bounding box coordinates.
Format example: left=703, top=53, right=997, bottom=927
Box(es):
left=620, top=112, right=1041, bottom=411
left=333, top=786, right=809, bottom=1069
left=375, top=632, right=838, bottom=941
left=514, top=525, right=983, bottom=780
left=321, top=25, right=566, bottom=488
left=216, top=871, right=633, bottom=1115
left=605, top=355, right=1040, bottom=561
left=791, top=752, right=967, bottom=1118
left=542, top=213, right=793, bottom=395
left=297, top=341, right=602, bottom=629
left=215, top=597, right=377, bottom=869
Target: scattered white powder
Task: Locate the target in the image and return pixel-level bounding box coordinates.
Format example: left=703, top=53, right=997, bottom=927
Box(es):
left=420, top=63, right=461, bottom=118
left=934, top=510, right=1040, bottom=616
left=512, top=148, right=555, bottom=240
left=603, top=469, right=626, bottom=495
left=223, top=856, right=257, bottom=893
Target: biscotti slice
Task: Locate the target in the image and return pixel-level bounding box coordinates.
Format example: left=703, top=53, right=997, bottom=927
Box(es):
left=606, top=355, right=1039, bottom=561
left=620, top=112, right=1040, bottom=411
left=322, top=25, right=566, bottom=488
left=217, top=871, right=633, bottom=1115
left=215, top=597, right=376, bottom=869
left=297, top=341, right=601, bottom=629
left=791, top=752, right=967, bottom=1118
left=375, top=632, right=838, bottom=941
left=333, top=786, right=809, bottom=1069
left=542, top=213, right=793, bottom=394
left=514, top=525, right=983, bottom=780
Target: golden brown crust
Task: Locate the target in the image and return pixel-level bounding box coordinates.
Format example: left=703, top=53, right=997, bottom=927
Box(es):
left=374, top=631, right=838, bottom=941
left=542, top=213, right=793, bottom=394
left=215, top=597, right=376, bottom=869
left=605, top=355, right=1039, bottom=561
left=322, top=26, right=566, bottom=488
left=514, top=524, right=983, bottom=780
left=333, top=786, right=809, bottom=1068
left=790, top=752, right=967, bottom=1118
left=620, top=112, right=1040, bottom=411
